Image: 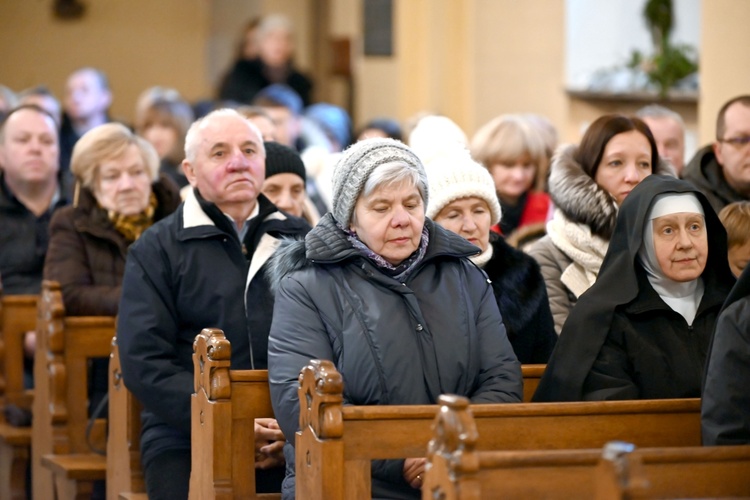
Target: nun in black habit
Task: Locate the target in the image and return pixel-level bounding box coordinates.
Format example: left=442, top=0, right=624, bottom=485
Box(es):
left=533, top=175, right=735, bottom=402
left=702, top=264, right=750, bottom=445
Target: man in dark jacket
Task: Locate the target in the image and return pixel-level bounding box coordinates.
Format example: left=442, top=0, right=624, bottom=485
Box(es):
left=117, top=108, right=309, bottom=500
left=0, top=104, right=67, bottom=294
left=684, top=95, right=750, bottom=214
left=702, top=265, right=750, bottom=445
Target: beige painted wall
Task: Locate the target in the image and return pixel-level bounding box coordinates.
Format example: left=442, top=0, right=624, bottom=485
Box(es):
left=0, top=1, right=211, bottom=125
left=699, top=0, right=750, bottom=144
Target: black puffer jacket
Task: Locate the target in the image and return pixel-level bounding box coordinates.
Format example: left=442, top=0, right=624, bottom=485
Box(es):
left=267, top=214, right=522, bottom=499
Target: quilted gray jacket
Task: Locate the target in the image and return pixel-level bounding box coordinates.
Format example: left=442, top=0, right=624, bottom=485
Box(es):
left=267, top=214, right=522, bottom=499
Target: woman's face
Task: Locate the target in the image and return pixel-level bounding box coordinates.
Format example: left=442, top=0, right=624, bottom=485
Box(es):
left=488, top=154, right=536, bottom=205
left=350, top=181, right=425, bottom=266
left=652, top=212, right=708, bottom=282
left=727, top=240, right=750, bottom=278
left=143, top=122, right=178, bottom=160
left=595, top=130, right=652, bottom=205
left=433, top=197, right=491, bottom=252
left=94, top=144, right=153, bottom=216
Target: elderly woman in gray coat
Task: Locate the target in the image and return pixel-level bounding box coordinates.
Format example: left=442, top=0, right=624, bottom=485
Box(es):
left=267, top=138, right=522, bottom=500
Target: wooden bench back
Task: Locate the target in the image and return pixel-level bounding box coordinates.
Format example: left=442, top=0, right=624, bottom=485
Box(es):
left=107, top=336, right=145, bottom=499
left=0, top=292, right=37, bottom=410
left=189, top=328, right=279, bottom=500
left=521, top=364, right=544, bottom=402
left=423, top=395, right=750, bottom=499
left=31, top=280, right=116, bottom=500
left=295, top=359, right=702, bottom=500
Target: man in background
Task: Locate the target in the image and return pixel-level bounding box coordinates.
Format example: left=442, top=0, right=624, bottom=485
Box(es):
left=684, top=95, right=750, bottom=214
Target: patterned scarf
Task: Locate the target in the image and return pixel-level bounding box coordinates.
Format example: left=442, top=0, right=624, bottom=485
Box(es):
left=337, top=221, right=430, bottom=282
left=107, top=193, right=158, bottom=243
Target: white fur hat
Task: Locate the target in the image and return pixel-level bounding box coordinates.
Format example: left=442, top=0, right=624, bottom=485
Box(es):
left=425, top=147, right=502, bottom=225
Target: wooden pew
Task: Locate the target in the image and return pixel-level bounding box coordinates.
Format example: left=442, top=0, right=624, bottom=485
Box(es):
left=31, top=280, right=115, bottom=500
left=0, top=286, right=37, bottom=500
left=294, top=359, right=702, bottom=500
left=107, top=336, right=147, bottom=500
left=188, top=328, right=281, bottom=500
left=423, top=394, right=750, bottom=499
left=521, top=364, right=544, bottom=402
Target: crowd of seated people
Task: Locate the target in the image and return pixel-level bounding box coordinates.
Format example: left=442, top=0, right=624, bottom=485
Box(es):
left=2, top=19, right=750, bottom=497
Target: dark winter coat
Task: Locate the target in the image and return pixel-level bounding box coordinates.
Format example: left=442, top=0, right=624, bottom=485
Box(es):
left=702, top=265, right=750, bottom=445
left=267, top=214, right=522, bottom=500
left=533, top=175, right=735, bottom=402
left=684, top=145, right=746, bottom=215
left=218, top=58, right=314, bottom=106
left=117, top=189, right=309, bottom=469
left=484, top=233, right=556, bottom=363
left=0, top=173, right=68, bottom=294
left=43, top=175, right=181, bottom=316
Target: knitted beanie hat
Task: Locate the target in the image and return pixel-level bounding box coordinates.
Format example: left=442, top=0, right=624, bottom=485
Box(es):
left=425, top=147, right=502, bottom=225
left=264, top=141, right=306, bottom=184
left=331, top=137, right=427, bottom=227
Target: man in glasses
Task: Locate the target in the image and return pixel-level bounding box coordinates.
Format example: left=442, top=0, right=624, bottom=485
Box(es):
left=685, top=95, right=750, bottom=214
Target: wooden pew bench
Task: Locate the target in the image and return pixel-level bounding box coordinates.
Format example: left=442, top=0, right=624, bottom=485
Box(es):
left=107, top=336, right=147, bottom=500
left=189, top=328, right=281, bottom=500
left=521, top=364, right=544, bottom=402
left=294, top=359, right=701, bottom=500
left=31, top=280, right=115, bottom=500
left=0, top=291, right=37, bottom=500
left=423, top=394, right=750, bottom=499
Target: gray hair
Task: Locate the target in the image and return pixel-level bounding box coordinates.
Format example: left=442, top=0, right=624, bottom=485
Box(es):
left=636, top=105, right=685, bottom=130
left=361, top=160, right=428, bottom=202
left=184, top=108, right=265, bottom=163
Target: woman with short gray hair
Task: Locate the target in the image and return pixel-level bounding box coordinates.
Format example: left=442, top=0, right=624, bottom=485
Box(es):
left=267, top=137, right=522, bottom=499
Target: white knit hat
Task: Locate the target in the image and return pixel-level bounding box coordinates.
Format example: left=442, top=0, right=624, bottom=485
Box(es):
left=425, top=147, right=502, bottom=225
left=331, top=137, right=427, bottom=227
left=409, top=115, right=468, bottom=167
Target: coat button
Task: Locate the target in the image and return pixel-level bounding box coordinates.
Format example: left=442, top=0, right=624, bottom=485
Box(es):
left=416, top=324, right=423, bottom=332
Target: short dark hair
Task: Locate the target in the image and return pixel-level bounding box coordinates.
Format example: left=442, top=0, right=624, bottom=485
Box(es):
left=716, top=95, right=750, bottom=140
left=575, top=114, right=658, bottom=180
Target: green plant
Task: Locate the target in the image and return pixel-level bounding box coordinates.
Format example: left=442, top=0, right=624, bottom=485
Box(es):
left=628, top=0, right=698, bottom=97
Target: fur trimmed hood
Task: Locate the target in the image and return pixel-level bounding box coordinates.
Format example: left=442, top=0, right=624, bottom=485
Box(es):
left=549, top=144, right=675, bottom=239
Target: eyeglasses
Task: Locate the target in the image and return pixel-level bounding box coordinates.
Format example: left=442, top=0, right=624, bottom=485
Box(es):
left=718, top=136, right=750, bottom=148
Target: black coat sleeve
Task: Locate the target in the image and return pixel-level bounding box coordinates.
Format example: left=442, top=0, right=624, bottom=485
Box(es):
left=702, top=298, right=750, bottom=445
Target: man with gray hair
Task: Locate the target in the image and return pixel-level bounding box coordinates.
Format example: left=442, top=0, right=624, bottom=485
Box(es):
left=117, top=108, right=309, bottom=499
left=636, top=104, right=686, bottom=176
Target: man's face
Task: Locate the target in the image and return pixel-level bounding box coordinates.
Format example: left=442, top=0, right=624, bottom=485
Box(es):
left=0, top=108, right=59, bottom=188
left=64, top=69, right=111, bottom=122
left=264, top=106, right=298, bottom=147
left=642, top=116, right=685, bottom=176
left=183, top=114, right=265, bottom=212
left=714, top=102, right=750, bottom=197
left=262, top=172, right=305, bottom=217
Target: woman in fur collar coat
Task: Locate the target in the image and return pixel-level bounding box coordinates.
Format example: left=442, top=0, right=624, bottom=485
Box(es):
left=528, top=114, right=674, bottom=334
left=425, top=147, right=556, bottom=364
left=534, top=175, right=734, bottom=402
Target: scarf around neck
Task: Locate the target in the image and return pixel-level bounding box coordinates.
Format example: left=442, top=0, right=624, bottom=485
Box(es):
left=546, top=209, right=609, bottom=298
left=107, top=192, right=157, bottom=242
left=337, top=220, right=430, bottom=282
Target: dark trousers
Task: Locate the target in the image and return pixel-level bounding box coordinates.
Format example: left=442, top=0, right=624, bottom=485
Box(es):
left=144, top=449, right=191, bottom=500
